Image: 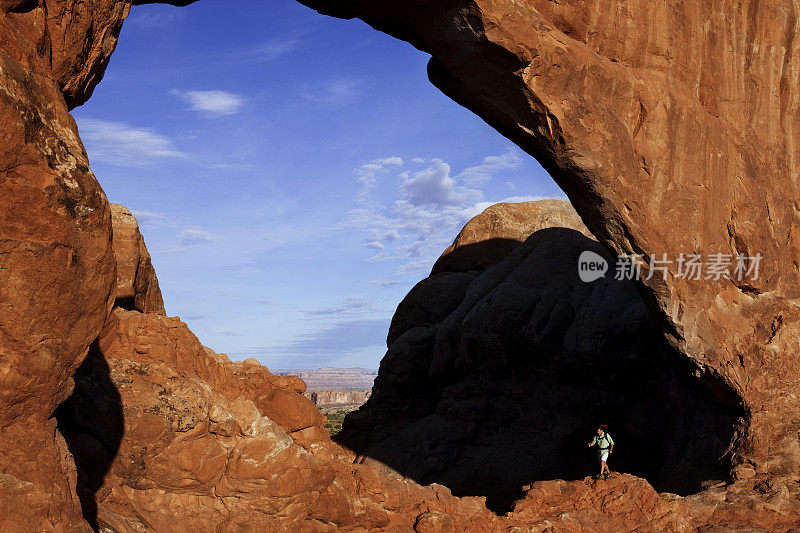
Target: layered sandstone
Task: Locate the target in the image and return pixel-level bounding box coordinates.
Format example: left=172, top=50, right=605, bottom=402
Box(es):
left=305, top=389, right=372, bottom=408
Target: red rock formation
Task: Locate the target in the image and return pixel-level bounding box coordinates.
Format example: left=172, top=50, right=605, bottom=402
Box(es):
left=2, top=0, right=800, bottom=530
left=342, top=200, right=746, bottom=509
left=432, top=199, right=592, bottom=274
left=57, top=298, right=799, bottom=531
left=110, top=204, right=165, bottom=314
left=0, top=2, right=121, bottom=528
left=57, top=304, right=505, bottom=530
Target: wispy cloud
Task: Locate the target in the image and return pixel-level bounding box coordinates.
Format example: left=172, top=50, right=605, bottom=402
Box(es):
left=180, top=227, right=221, bottom=245
left=301, top=78, right=368, bottom=106
left=171, top=89, right=245, bottom=117
left=458, top=149, right=523, bottom=186
left=369, top=280, right=405, bottom=287
left=235, top=39, right=302, bottom=63
left=131, top=210, right=169, bottom=229
left=356, top=156, right=403, bottom=202
left=126, top=9, right=183, bottom=31
left=300, top=297, right=376, bottom=317
left=78, top=119, right=187, bottom=167
left=242, top=319, right=389, bottom=358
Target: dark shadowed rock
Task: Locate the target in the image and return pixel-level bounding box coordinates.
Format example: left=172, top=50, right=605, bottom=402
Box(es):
left=432, top=199, right=591, bottom=275
left=338, top=201, right=745, bottom=511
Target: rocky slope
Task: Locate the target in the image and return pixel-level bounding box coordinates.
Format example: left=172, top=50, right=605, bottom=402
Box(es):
left=52, top=207, right=511, bottom=531
left=46, top=205, right=800, bottom=531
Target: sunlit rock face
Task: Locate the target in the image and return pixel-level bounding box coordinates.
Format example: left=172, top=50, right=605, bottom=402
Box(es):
left=53, top=210, right=501, bottom=532
left=0, top=2, right=123, bottom=528
left=338, top=200, right=743, bottom=510
left=301, top=0, right=800, bottom=478
left=110, top=204, right=165, bottom=314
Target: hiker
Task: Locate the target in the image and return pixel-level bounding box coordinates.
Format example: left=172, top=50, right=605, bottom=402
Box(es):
left=587, top=424, right=614, bottom=479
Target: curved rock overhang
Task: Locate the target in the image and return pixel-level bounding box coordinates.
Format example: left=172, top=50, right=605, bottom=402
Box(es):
left=293, top=0, right=800, bottom=477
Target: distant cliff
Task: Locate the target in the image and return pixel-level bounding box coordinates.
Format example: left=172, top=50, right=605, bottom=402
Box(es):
left=275, top=368, right=377, bottom=390
left=305, top=389, right=372, bottom=407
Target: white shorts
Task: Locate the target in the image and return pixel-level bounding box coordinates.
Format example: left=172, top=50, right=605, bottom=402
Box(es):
left=598, top=451, right=609, bottom=462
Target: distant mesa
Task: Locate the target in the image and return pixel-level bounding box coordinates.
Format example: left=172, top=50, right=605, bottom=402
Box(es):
left=274, top=367, right=377, bottom=390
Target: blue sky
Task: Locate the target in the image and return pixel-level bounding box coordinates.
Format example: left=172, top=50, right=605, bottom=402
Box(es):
left=73, top=0, right=564, bottom=369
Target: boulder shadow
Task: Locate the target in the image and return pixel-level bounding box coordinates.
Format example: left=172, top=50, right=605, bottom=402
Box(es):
left=55, top=341, right=124, bottom=532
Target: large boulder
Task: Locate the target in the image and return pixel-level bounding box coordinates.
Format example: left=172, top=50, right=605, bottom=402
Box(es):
left=339, top=200, right=744, bottom=510
left=432, top=199, right=592, bottom=275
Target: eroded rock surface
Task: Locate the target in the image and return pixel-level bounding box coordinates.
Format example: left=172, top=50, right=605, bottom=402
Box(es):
left=0, top=2, right=122, bottom=528
left=2, top=0, right=800, bottom=530
left=305, top=389, right=372, bottom=408
left=110, top=204, right=165, bottom=314
left=56, top=306, right=509, bottom=531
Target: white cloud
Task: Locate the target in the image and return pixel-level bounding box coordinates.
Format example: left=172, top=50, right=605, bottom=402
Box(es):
left=131, top=210, right=169, bottom=229
left=355, top=156, right=403, bottom=202
left=236, top=39, right=301, bottom=63
left=180, top=227, right=221, bottom=245
left=338, top=151, right=556, bottom=274
left=383, top=229, right=401, bottom=242
left=399, top=159, right=481, bottom=207
left=171, top=89, right=245, bottom=117
left=127, top=10, right=182, bottom=30
left=78, top=119, right=187, bottom=167
left=301, top=297, right=375, bottom=317
left=458, top=149, right=523, bottom=186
